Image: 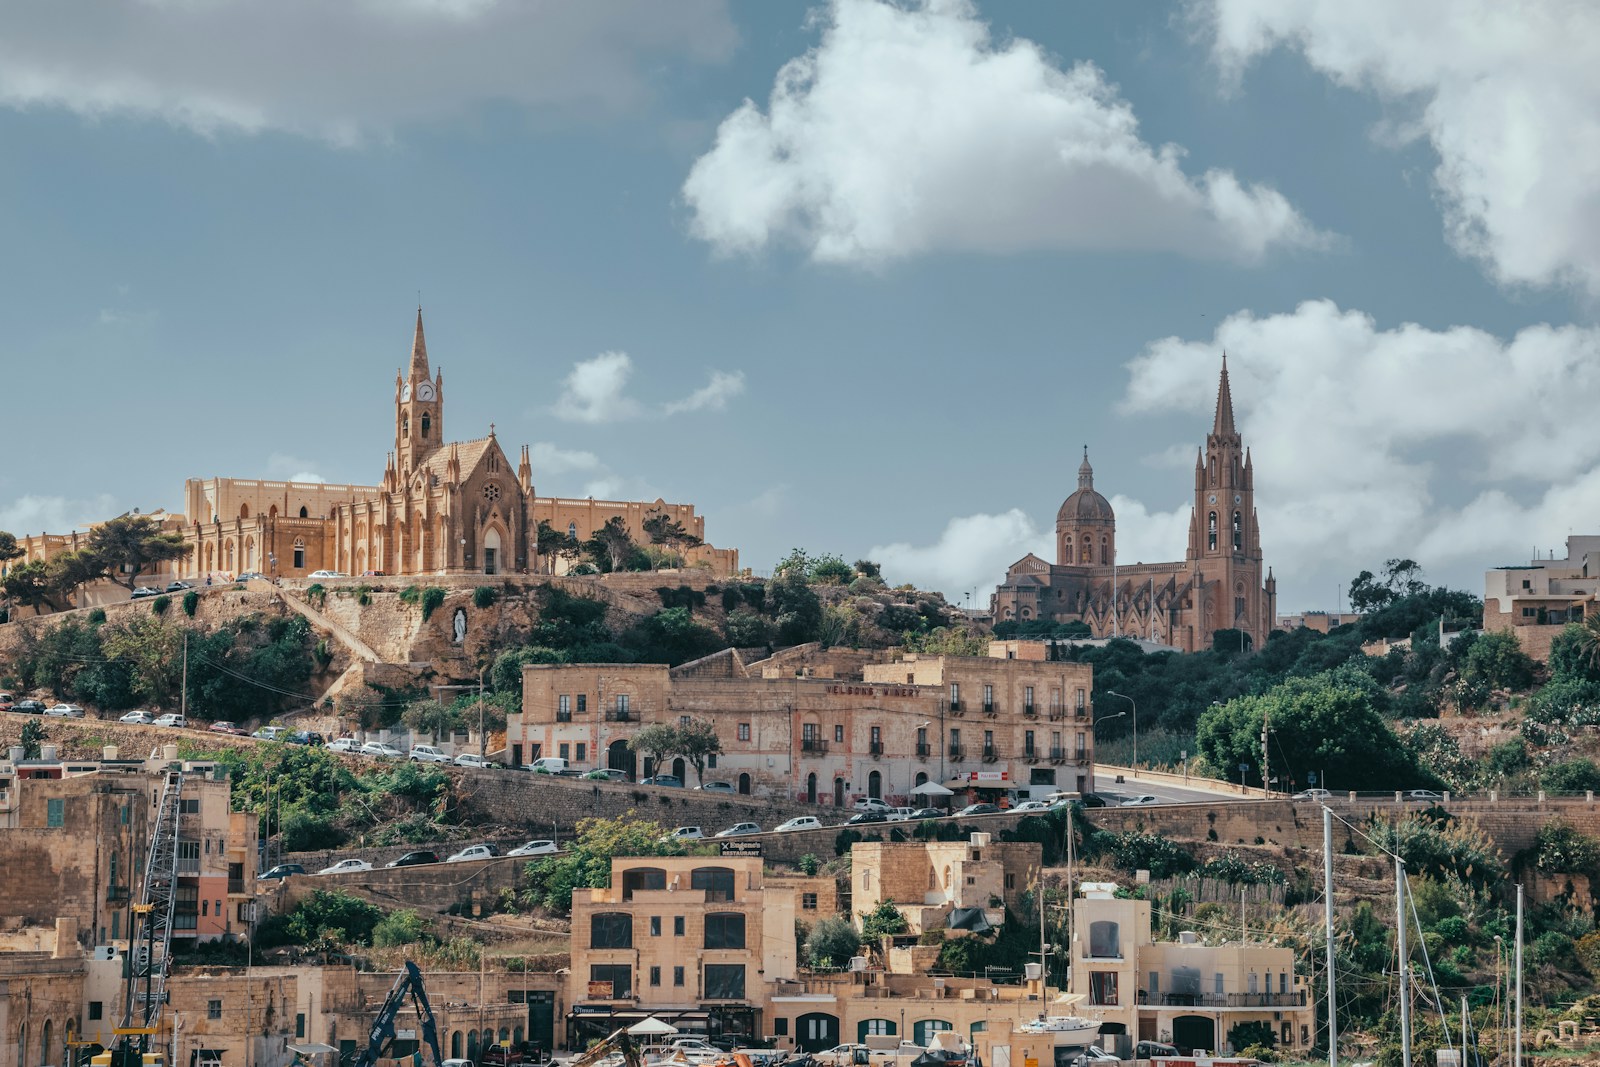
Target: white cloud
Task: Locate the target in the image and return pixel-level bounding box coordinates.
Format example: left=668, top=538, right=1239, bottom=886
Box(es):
left=553, top=352, right=746, bottom=422
left=870, top=509, right=1049, bottom=602
left=0, top=493, right=120, bottom=535
left=1203, top=0, right=1600, bottom=295
left=683, top=0, right=1327, bottom=265
left=1122, top=299, right=1600, bottom=605
left=662, top=370, right=746, bottom=415
left=265, top=453, right=327, bottom=484
left=530, top=442, right=602, bottom=475
left=0, top=1, right=736, bottom=144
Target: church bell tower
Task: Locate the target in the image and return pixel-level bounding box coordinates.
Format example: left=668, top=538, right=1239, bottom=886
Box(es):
left=395, top=308, right=444, bottom=476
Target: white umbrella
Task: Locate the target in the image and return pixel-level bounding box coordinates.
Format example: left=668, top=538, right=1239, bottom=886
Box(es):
left=909, top=782, right=954, bottom=797
left=628, top=1017, right=679, bottom=1037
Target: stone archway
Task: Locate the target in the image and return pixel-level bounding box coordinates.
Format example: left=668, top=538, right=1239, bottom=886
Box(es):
left=608, top=740, right=636, bottom=780
left=483, top=526, right=502, bottom=575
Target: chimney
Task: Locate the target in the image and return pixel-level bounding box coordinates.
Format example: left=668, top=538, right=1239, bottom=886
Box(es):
left=40, top=744, right=57, bottom=762
left=7, top=746, right=21, bottom=763
left=54, top=917, right=79, bottom=958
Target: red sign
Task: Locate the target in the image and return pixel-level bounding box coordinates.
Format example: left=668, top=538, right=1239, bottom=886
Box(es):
left=825, top=685, right=920, bottom=698
left=587, top=981, right=615, bottom=998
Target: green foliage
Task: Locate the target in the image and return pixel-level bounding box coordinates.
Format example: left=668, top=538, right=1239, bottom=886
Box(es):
left=805, top=916, right=861, bottom=968
left=629, top=722, right=683, bottom=773
left=372, top=908, right=430, bottom=947
left=656, top=585, right=707, bottom=610
left=1550, top=619, right=1600, bottom=683
left=87, top=515, right=191, bottom=591
left=181, top=590, right=199, bottom=617
left=1533, top=820, right=1600, bottom=873
left=304, top=583, right=325, bottom=605
left=627, top=607, right=721, bottom=665
left=809, top=555, right=855, bottom=585
left=402, top=699, right=462, bottom=744
left=859, top=900, right=910, bottom=940
left=472, top=585, right=498, bottom=609
left=901, top=626, right=989, bottom=656
left=1102, top=830, right=1196, bottom=878
left=797, top=853, right=820, bottom=876
left=1541, top=759, right=1600, bottom=795
left=676, top=718, right=723, bottom=784
left=1227, top=1022, right=1277, bottom=1053
left=584, top=516, right=638, bottom=572
left=419, top=586, right=446, bottom=621
left=399, top=585, right=422, bottom=606
left=19, top=719, right=47, bottom=759
left=256, top=889, right=383, bottom=948
left=1487, top=738, right=1529, bottom=778
left=1373, top=811, right=1504, bottom=889
left=725, top=609, right=771, bottom=648
left=151, top=594, right=170, bottom=616
left=87, top=608, right=106, bottom=624
left=769, top=572, right=822, bottom=645
left=522, top=814, right=684, bottom=913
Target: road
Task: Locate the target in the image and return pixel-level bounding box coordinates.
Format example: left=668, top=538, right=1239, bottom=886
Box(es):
left=1093, top=767, right=1258, bottom=806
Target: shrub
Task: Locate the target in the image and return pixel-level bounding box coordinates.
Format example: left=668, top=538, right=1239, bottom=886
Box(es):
left=1542, top=759, right=1600, bottom=795
left=473, top=586, right=498, bottom=609
left=805, top=917, right=861, bottom=968
left=87, top=608, right=107, bottom=625
left=420, top=587, right=446, bottom=621
left=797, top=853, right=820, bottom=876
left=372, top=908, right=430, bottom=947
left=182, top=591, right=200, bottom=617
left=399, top=585, right=421, bottom=605
left=305, top=583, right=325, bottom=605
left=151, top=595, right=170, bottom=616
left=1534, top=820, right=1600, bottom=873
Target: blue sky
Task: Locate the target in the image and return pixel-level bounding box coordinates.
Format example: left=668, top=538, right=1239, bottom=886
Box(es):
left=3, top=0, right=1598, bottom=612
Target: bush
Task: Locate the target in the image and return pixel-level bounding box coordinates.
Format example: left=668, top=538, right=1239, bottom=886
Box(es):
left=151, top=595, right=170, bottom=616
left=419, top=587, right=446, bottom=621
left=256, top=889, right=384, bottom=948
left=797, top=853, right=820, bottom=876
left=373, top=908, right=430, bottom=947
left=399, top=585, right=421, bottom=606
left=182, top=591, right=200, bottom=617
left=87, top=608, right=107, bottom=625
left=1534, top=820, right=1600, bottom=873
left=805, top=917, right=861, bottom=968
left=1542, top=759, right=1600, bottom=795
left=473, top=586, right=498, bottom=609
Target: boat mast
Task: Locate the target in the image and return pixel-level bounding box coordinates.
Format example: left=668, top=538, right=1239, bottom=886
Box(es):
left=1515, top=884, right=1524, bottom=1067
left=1324, top=807, right=1337, bottom=1067
left=1397, top=856, right=1411, bottom=1067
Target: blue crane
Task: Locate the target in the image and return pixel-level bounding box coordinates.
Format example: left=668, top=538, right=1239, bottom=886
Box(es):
left=346, top=961, right=443, bottom=1067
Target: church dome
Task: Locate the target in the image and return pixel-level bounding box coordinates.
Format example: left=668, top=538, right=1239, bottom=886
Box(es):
left=1057, top=448, right=1115, bottom=524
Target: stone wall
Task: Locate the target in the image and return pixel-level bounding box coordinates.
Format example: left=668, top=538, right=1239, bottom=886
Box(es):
left=272, top=848, right=532, bottom=915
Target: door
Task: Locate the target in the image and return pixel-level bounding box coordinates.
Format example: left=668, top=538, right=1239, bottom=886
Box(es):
left=526, top=991, right=555, bottom=1054
left=868, top=770, right=882, bottom=799
left=833, top=777, right=845, bottom=806
left=797, top=1014, right=840, bottom=1053
left=608, top=740, right=636, bottom=779
left=484, top=528, right=501, bottom=575
left=858, top=1020, right=896, bottom=1042
left=673, top=757, right=688, bottom=782
left=738, top=773, right=752, bottom=795
left=807, top=773, right=818, bottom=803
left=1172, top=1016, right=1215, bottom=1055
left=913, top=1020, right=952, bottom=1047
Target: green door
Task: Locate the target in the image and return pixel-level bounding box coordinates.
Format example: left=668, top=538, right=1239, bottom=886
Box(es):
left=526, top=991, right=555, bottom=1053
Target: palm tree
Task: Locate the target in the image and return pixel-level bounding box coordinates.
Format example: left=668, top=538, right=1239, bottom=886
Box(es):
left=1573, top=611, right=1600, bottom=676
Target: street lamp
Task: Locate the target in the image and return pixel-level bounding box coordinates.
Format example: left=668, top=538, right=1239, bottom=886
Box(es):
left=1104, top=691, right=1137, bottom=770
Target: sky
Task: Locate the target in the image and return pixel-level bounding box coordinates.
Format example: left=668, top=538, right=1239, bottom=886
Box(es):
left=3, top=0, right=1599, bottom=612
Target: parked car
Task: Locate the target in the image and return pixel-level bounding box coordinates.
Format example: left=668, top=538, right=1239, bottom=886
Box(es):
left=446, top=844, right=499, bottom=863
left=13, top=699, right=46, bottom=714
left=130, top=586, right=161, bottom=599
left=285, top=730, right=325, bottom=746
left=661, top=826, right=704, bottom=843
left=237, top=572, right=268, bottom=582
left=45, top=703, right=86, bottom=718
left=1405, top=789, right=1445, bottom=802
left=507, top=839, right=559, bottom=857
left=582, top=768, right=631, bottom=782
left=307, top=570, right=348, bottom=579
left=385, top=850, right=439, bottom=868
left=846, top=811, right=887, bottom=825
left=776, top=816, right=823, bottom=832
left=1011, top=800, right=1050, bottom=813
left=326, top=737, right=359, bottom=754
left=1079, top=793, right=1108, bottom=808
left=1292, top=788, right=1333, bottom=801
left=317, top=858, right=373, bottom=876
left=852, top=797, right=891, bottom=814
left=252, top=725, right=288, bottom=741
left=696, top=780, right=737, bottom=793
left=360, top=741, right=404, bottom=759
left=1134, top=1042, right=1178, bottom=1060
left=908, top=807, right=946, bottom=820
left=1119, top=795, right=1160, bottom=807
left=525, top=757, right=569, bottom=775
left=208, top=721, right=247, bottom=735
left=454, top=753, right=497, bottom=769
left=0, top=699, right=12, bottom=714
left=257, top=863, right=305, bottom=881
left=409, top=744, right=451, bottom=764
left=119, top=710, right=154, bottom=724
left=152, top=713, right=186, bottom=728
left=165, top=581, right=193, bottom=592
left=955, top=803, right=1001, bottom=816
left=885, top=807, right=918, bottom=821
left=715, top=822, right=762, bottom=838
left=640, top=774, right=684, bottom=788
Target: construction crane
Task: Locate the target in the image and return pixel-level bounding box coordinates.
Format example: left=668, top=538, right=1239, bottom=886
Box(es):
left=344, top=961, right=443, bottom=1067
left=566, top=1029, right=643, bottom=1067
left=94, top=768, right=186, bottom=1067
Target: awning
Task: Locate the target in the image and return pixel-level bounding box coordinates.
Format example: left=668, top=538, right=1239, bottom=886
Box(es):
left=910, top=782, right=954, bottom=797
left=287, top=1045, right=339, bottom=1055
left=628, top=1018, right=680, bottom=1037
left=949, top=907, right=995, bottom=933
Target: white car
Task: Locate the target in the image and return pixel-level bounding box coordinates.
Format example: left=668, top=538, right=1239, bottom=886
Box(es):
left=1120, top=795, right=1160, bottom=807
left=119, top=710, right=153, bottom=724
left=696, top=781, right=737, bottom=793
left=715, top=822, right=762, bottom=838
left=852, top=797, right=891, bottom=813
left=326, top=737, right=359, bottom=754
left=307, top=570, right=348, bottom=579
left=317, top=859, right=373, bottom=876
left=775, top=816, right=823, bottom=833
left=507, top=839, right=559, bottom=857
left=453, top=753, right=495, bottom=769
left=885, top=807, right=917, bottom=822
left=661, top=826, right=704, bottom=843
left=45, top=704, right=86, bottom=718
left=252, top=725, right=288, bottom=740
left=1292, top=788, right=1333, bottom=801
left=152, top=713, right=186, bottom=728
left=446, top=844, right=498, bottom=863
left=1012, top=800, right=1051, bottom=813
left=409, top=744, right=451, bottom=763
left=360, top=741, right=403, bottom=759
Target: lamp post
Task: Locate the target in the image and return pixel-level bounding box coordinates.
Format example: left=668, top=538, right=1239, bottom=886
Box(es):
left=1091, top=711, right=1124, bottom=793
left=1104, top=691, right=1137, bottom=770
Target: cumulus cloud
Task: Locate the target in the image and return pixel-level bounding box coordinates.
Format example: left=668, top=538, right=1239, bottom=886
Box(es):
left=1122, top=299, right=1600, bottom=604
left=0, top=493, right=120, bottom=535
left=1203, top=0, right=1600, bottom=295
left=870, top=509, right=1049, bottom=601
left=530, top=442, right=602, bottom=475
left=265, top=453, right=328, bottom=484
left=553, top=352, right=747, bottom=423
left=683, top=0, right=1327, bottom=265
left=0, top=0, right=736, bottom=144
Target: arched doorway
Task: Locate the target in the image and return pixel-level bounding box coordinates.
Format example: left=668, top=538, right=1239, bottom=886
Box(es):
left=914, top=771, right=929, bottom=789
left=833, top=777, right=845, bottom=806
left=451, top=1032, right=463, bottom=1058
left=467, top=1032, right=479, bottom=1062
left=41, top=1021, right=51, bottom=1067
left=1172, top=1016, right=1215, bottom=1054
left=806, top=773, right=818, bottom=804
left=796, top=1014, right=840, bottom=1053
left=239, top=503, right=249, bottom=519
left=738, top=773, right=751, bottom=795
left=483, top=527, right=502, bottom=575
left=672, top=757, right=687, bottom=783
left=608, top=740, right=636, bottom=780
left=867, top=770, right=882, bottom=799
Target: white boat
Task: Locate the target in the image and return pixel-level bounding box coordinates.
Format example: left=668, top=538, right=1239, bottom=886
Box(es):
left=1015, top=1014, right=1102, bottom=1045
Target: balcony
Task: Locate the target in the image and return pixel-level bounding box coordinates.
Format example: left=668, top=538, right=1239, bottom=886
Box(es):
left=1048, top=706, right=1065, bottom=721
left=915, top=743, right=933, bottom=759
left=1049, top=747, right=1067, bottom=764
left=227, top=879, right=246, bottom=895
left=948, top=744, right=966, bottom=761
left=1075, top=747, right=1089, bottom=761
left=1141, top=991, right=1307, bottom=1009
left=948, top=700, right=965, bottom=717
left=555, top=711, right=573, bottom=723
left=869, top=741, right=885, bottom=757
left=1023, top=748, right=1039, bottom=763
left=1022, top=704, right=1037, bottom=718
left=801, top=739, right=829, bottom=755
left=981, top=746, right=999, bottom=763
left=982, top=703, right=997, bottom=717
left=1075, top=705, right=1089, bottom=720
left=605, top=710, right=632, bottom=723
left=106, top=885, right=130, bottom=903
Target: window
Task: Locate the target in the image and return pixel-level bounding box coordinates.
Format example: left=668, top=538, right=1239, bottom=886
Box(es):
left=1215, top=973, right=1224, bottom=995
left=175, top=885, right=199, bottom=929
left=1025, top=686, right=1034, bottom=706
left=1088, top=920, right=1120, bottom=958
left=421, top=412, right=431, bottom=439
left=1148, top=972, right=1159, bottom=994
left=950, top=683, right=960, bottom=705
left=559, top=743, right=570, bottom=761
left=208, top=999, right=222, bottom=1020
left=674, top=966, right=685, bottom=986
left=577, top=694, right=587, bottom=714
left=738, top=723, right=751, bottom=742
left=89, top=1002, right=103, bottom=1022
left=950, top=728, right=961, bottom=746
left=802, top=893, right=818, bottom=910
left=589, top=913, right=633, bottom=949
left=589, top=964, right=631, bottom=999
left=202, top=900, right=209, bottom=916
left=704, top=964, right=746, bottom=1000
left=1089, top=971, right=1119, bottom=1006
left=691, top=867, right=736, bottom=902
left=650, top=966, right=662, bottom=987
left=870, top=726, right=881, bottom=746
left=674, top=916, right=685, bottom=937
left=576, top=743, right=587, bottom=762
left=916, top=726, right=927, bottom=747
left=1024, top=730, right=1035, bottom=754
left=1208, top=511, right=1218, bottom=550
left=297, top=1014, right=306, bottom=1038
left=1248, top=972, right=1259, bottom=994
left=681, top=715, right=692, bottom=728
left=705, top=913, right=747, bottom=949
left=650, top=916, right=662, bottom=937
left=1075, top=688, right=1087, bottom=712
left=559, top=695, right=571, bottom=716
left=568, top=522, right=578, bottom=539
left=616, top=694, right=630, bottom=714
left=1233, top=510, right=1243, bottom=550
left=983, top=684, right=993, bottom=708
left=121, top=803, right=130, bottom=825
left=774, top=1020, right=789, bottom=1037
left=1280, top=972, right=1288, bottom=994
left=47, top=799, right=63, bottom=827
left=834, top=724, right=844, bottom=743
left=621, top=868, right=665, bottom=899
left=181, top=798, right=200, bottom=814
left=292, top=538, right=306, bottom=569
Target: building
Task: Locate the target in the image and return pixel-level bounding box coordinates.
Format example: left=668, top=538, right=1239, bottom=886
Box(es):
left=852, top=835, right=1039, bottom=938
left=1067, top=882, right=1313, bottom=1057
left=566, top=854, right=826, bottom=1048
left=508, top=646, right=1096, bottom=806
left=0, top=508, right=190, bottom=611
left=1483, top=536, right=1600, bottom=661
left=1275, top=611, right=1362, bottom=634
left=992, top=359, right=1276, bottom=653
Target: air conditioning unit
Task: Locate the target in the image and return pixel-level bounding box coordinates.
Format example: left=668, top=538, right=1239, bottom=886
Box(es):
left=933, top=978, right=947, bottom=997
left=92, top=946, right=118, bottom=961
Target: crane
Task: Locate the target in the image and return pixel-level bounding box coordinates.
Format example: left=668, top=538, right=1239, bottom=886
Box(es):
left=566, top=1029, right=643, bottom=1067
left=345, top=961, right=443, bottom=1067
left=94, top=768, right=186, bottom=1067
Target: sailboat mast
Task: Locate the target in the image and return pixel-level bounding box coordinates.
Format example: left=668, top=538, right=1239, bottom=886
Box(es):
left=1324, top=807, right=1337, bottom=1067
left=1515, top=884, right=1524, bottom=1067
left=1397, top=857, right=1411, bottom=1067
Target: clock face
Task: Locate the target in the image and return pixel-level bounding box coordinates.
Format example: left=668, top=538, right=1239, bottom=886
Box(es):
left=1234, top=494, right=1242, bottom=505
left=1208, top=494, right=1217, bottom=504
left=417, top=382, right=435, bottom=401
left=400, top=383, right=412, bottom=402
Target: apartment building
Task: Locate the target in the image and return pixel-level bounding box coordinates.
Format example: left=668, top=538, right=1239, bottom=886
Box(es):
left=1484, top=535, right=1600, bottom=660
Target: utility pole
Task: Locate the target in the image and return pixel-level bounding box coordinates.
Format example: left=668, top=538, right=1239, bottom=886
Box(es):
left=478, top=667, right=486, bottom=763
left=1324, top=807, right=1337, bottom=1067
left=1260, top=705, right=1270, bottom=797
left=1397, top=858, right=1411, bottom=1067
left=180, top=630, right=188, bottom=720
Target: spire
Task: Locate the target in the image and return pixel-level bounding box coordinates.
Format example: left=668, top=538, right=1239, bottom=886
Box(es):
left=1078, top=445, right=1094, bottom=491
left=409, top=307, right=429, bottom=380
left=1212, top=352, right=1236, bottom=436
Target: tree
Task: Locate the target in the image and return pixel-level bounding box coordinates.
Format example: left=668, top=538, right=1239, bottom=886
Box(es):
left=805, top=916, right=861, bottom=969
left=809, top=554, right=854, bottom=585
left=534, top=521, right=567, bottom=575
left=47, top=550, right=107, bottom=607
left=725, top=609, right=771, bottom=648
left=87, top=515, right=190, bottom=590
left=522, top=814, right=684, bottom=913
left=853, top=559, right=882, bottom=580
left=1552, top=616, right=1600, bottom=682
left=677, top=719, right=722, bottom=785
left=2, top=561, right=64, bottom=613
left=19, top=719, right=47, bottom=759
left=1227, top=1021, right=1277, bottom=1053
left=0, top=530, right=22, bottom=566
left=769, top=572, right=823, bottom=645
left=1542, top=759, right=1600, bottom=795
left=642, top=513, right=702, bottom=555
left=629, top=722, right=681, bottom=778
left=402, top=699, right=461, bottom=745
left=99, top=615, right=184, bottom=705
left=584, top=517, right=636, bottom=573
left=859, top=899, right=910, bottom=940
left=1458, top=630, right=1535, bottom=693
left=1348, top=559, right=1427, bottom=614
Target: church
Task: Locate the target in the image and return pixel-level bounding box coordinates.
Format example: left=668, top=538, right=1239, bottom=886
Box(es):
left=180, top=311, right=737, bottom=581
left=991, top=359, right=1275, bottom=652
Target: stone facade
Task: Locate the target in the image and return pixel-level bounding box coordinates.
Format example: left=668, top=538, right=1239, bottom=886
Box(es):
left=851, top=835, right=1040, bottom=936
left=992, top=359, right=1276, bottom=653
left=1483, top=535, right=1600, bottom=659
left=509, top=648, right=1096, bottom=807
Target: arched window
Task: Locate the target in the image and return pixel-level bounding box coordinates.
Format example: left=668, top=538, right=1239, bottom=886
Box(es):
left=268, top=504, right=278, bottom=518
left=1207, top=511, right=1217, bottom=550
left=691, top=867, right=735, bottom=902
left=914, top=771, right=928, bottom=789
left=1232, top=510, right=1243, bottom=550
left=403, top=415, right=409, bottom=438
left=620, top=868, right=665, bottom=900
left=589, top=913, right=633, bottom=949
left=568, top=521, right=578, bottom=540
left=1100, top=536, right=1109, bottom=565
left=421, top=412, right=431, bottom=439
left=239, top=503, right=249, bottom=519
left=298, top=506, right=309, bottom=519
left=292, top=538, right=306, bottom=570
left=1089, top=920, right=1121, bottom=958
